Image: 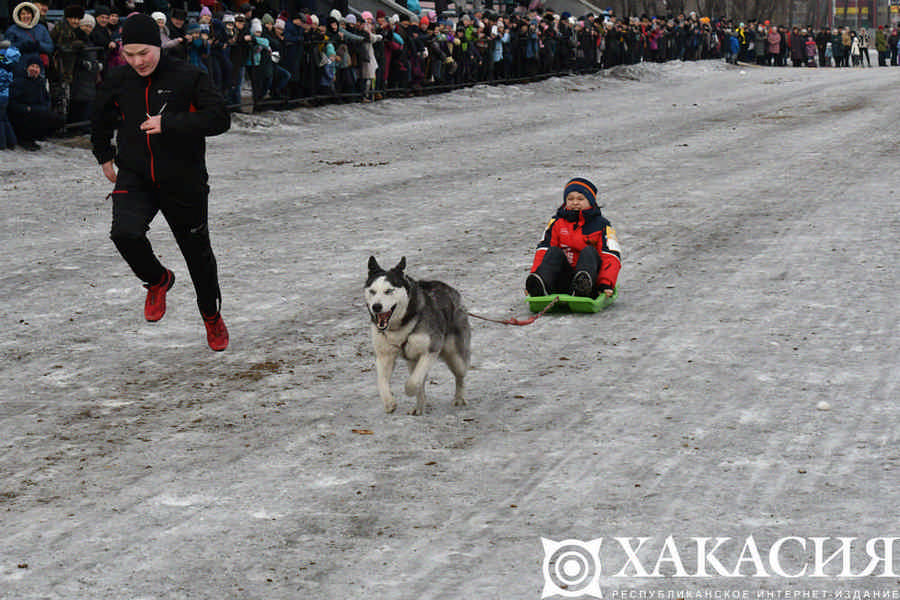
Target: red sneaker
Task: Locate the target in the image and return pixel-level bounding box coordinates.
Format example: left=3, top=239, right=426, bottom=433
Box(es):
left=144, top=269, right=174, bottom=322
left=203, top=312, right=229, bottom=351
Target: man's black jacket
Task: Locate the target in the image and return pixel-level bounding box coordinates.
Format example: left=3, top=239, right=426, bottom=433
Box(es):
left=91, top=54, right=230, bottom=184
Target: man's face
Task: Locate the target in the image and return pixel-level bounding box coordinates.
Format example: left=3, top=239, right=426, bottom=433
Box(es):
left=109, top=13, right=119, bottom=25
left=123, top=43, right=161, bottom=77
left=97, top=13, right=109, bottom=27
left=27, top=63, right=42, bottom=78
left=66, top=16, right=81, bottom=29
left=36, top=2, right=48, bottom=17
left=171, top=17, right=184, bottom=28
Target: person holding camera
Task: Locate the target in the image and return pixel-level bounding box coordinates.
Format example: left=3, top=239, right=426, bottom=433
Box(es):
left=90, top=13, right=231, bottom=351
left=226, top=13, right=253, bottom=104
left=162, top=8, right=190, bottom=60
left=185, top=21, right=210, bottom=71
left=49, top=4, right=88, bottom=119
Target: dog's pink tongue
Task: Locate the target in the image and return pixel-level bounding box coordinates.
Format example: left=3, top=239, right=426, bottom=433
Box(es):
left=377, top=312, right=391, bottom=327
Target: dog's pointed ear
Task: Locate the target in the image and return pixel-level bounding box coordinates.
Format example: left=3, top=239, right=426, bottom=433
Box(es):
left=368, top=256, right=382, bottom=275
left=395, top=256, right=406, bottom=273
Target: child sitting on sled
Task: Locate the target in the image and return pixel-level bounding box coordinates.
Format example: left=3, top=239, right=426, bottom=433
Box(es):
left=525, top=177, right=622, bottom=298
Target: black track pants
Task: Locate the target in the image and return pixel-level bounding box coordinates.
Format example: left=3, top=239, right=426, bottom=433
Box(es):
left=533, top=245, right=600, bottom=295
left=109, top=169, right=221, bottom=316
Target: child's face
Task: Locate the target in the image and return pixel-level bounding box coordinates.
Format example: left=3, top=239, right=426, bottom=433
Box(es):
left=565, top=191, right=591, bottom=211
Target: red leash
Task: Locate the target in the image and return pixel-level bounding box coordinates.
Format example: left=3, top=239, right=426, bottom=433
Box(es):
left=467, top=296, right=560, bottom=326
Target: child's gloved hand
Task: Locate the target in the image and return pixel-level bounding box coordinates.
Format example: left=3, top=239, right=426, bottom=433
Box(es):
left=600, top=287, right=614, bottom=298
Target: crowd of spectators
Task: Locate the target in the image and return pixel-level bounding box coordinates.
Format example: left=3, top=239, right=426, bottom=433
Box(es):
left=2, top=0, right=900, bottom=151
left=725, top=20, right=896, bottom=68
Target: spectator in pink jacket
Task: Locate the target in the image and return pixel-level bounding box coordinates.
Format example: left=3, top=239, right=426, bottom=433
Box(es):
left=766, top=26, right=780, bottom=65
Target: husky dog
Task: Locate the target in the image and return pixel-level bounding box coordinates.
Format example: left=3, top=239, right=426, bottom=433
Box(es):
left=365, top=256, right=471, bottom=415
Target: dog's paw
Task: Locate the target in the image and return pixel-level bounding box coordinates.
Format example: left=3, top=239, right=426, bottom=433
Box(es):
left=408, top=406, right=423, bottom=416
left=453, top=397, right=467, bottom=407
left=383, top=398, right=397, bottom=413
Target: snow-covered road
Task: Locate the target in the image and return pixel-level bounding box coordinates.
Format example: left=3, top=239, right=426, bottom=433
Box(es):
left=2, top=61, right=899, bottom=599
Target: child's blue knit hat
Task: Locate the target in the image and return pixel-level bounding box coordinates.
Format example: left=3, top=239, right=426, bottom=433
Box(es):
left=563, top=177, right=598, bottom=208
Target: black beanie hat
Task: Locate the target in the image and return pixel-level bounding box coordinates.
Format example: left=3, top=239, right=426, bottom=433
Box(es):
left=64, top=4, right=85, bottom=19
left=121, top=12, right=161, bottom=46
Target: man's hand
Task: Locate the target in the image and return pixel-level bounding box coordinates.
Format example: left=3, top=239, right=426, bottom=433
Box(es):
left=600, top=288, right=614, bottom=298
left=140, top=115, right=163, bottom=135
left=101, top=160, right=117, bottom=183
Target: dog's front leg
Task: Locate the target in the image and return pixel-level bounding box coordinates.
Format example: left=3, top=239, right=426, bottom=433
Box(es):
left=405, top=352, right=438, bottom=416
left=373, top=337, right=399, bottom=413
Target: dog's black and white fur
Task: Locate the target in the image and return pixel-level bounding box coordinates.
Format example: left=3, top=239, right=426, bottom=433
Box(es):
left=365, top=256, right=471, bottom=415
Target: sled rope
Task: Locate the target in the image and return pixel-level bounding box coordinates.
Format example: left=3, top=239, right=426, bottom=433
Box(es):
left=467, top=296, right=560, bottom=326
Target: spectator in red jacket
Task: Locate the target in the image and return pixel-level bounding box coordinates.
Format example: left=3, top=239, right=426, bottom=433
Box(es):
left=526, top=177, right=622, bottom=298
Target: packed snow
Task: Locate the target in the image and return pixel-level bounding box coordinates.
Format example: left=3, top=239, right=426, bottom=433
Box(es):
left=2, top=60, right=899, bottom=599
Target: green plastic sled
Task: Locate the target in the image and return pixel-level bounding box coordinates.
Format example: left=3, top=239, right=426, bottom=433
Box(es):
left=526, top=287, right=618, bottom=313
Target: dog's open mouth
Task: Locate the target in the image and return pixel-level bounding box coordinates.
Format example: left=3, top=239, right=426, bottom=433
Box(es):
left=374, top=307, right=394, bottom=330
